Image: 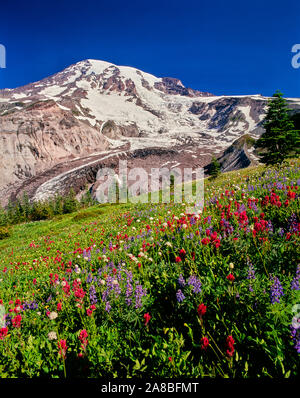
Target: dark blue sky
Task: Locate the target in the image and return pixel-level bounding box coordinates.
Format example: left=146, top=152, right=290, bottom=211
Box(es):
left=0, top=0, right=299, bottom=97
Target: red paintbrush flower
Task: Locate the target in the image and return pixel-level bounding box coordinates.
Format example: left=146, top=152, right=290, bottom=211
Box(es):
left=197, top=303, right=207, bottom=318
left=144, top=312, right=151, bottom=326
left=226, top=273, right=235, bottom=282
left=201, top=336, right=210, bottom=350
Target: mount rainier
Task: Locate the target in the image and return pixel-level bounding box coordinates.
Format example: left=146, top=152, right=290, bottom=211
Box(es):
left=0, top=59, right=299, bottom=204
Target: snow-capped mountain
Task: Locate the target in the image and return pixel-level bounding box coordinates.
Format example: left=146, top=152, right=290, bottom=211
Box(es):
left=0, top=59, right=299, bottom=204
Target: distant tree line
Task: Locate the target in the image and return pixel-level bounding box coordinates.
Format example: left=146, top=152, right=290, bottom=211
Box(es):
left=0, top=187, right=96, bottom=227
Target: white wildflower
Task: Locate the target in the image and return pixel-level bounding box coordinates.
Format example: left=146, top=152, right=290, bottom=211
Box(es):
left=48, top=331, right=57, bottom=341
left=48, top=312, right=58, bottom=320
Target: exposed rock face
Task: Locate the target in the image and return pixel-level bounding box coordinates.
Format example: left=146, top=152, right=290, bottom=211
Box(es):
left=189, top=96, right=267, bottom=146
left=22, top=145, right=213, bottom=203
left=154, top=77, right=213, bottom=97
left=205, top=135, right=258, bottom=174
left=0, top=100, right=108, bottom=202
left=100, top=120, right=141, bottom=139
left=0, top=59, right=299, bottom=204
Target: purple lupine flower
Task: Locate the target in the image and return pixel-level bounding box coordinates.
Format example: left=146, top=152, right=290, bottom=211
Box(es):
left=278, top=228, right=285, bottom=237
left=83, top=249, right=91, bottom=261
left=247, top=263, right=256, bottom=280
left=135, top=283, right=147, bottom=308
left=188, top=275, right=202, bottom=294
left=29, top=301, right=38, bottom=310
left=291, top=265, right=300, bottom=291
left=4, top=314, right=11, bottom=327
left=116, top=269, right=123, bottom=282
left=239, top=204, right=246, bottom=213
left=89, top=285, right=98, bottom=305
left=176, top=289, right=185, bottom=303
left=290, top=320, right=300, bottom=353
left=266, top=220, right=273, bottom=234
left=113, top=281, right=122, bottom=298
left=102, top=287, right=110, bottom=302
left=247, top=262, right=256, bottom=292
left=124, top=269, right=133, bottom=281
left=178, top=274, right=186, bottom=288
left=287, top=213, right=298, bottom=233
left=125, top=280, right=133, bottom=306
left=270, top=275, right=284, bottom=304
left=222, top=220, right=234, bottom=236
left=86, top=273, right=93, bottom=284
left=106, top=275, right=114, bottom=291
left=190, top=217, right=196, bottom=225
left=105, top=301, right=111, bottom=312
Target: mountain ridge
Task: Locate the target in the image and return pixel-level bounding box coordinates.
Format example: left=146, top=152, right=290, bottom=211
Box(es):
left=0, top=59, right=300, bottom=205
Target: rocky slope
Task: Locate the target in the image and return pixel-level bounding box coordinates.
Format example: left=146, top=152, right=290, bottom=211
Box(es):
left=0, top=59, right=299, bottom=204
left=205, top=135, right=259, bottom=174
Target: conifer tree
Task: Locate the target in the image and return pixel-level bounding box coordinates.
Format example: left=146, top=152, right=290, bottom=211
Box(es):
left=0, top=205, right=7, bottom=226
left=209, top=156, right=221, bottom=179
left=63, top=188, right=78, bottom=214
left=21, top=192, right=31, bottom=220
left=255, top=91, right=300, bottom=165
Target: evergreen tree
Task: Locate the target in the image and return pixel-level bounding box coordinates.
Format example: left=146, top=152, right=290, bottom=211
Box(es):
left=53, top=194, right=64, bottom=215
left=6, top=199, right=15, bottom=224
left=30, top=201, right=52, bottom=221
left=255, top=91, right=300, bottom=165
left=170, top=174, right=175, bottom=192
left=14, top=199, right=24, bottom=223
left=21, top=192, right=31, bottom=221
left=80, top=185, right=93, bottom=207
left=209, top=156, right=221, bottom=179
left=62, top=188, right=78, bottom=214
left=0, top=205, right=7, bottom=226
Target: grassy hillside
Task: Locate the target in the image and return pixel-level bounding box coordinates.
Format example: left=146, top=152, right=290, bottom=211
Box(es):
left=0, top=160, right=299, bottom=377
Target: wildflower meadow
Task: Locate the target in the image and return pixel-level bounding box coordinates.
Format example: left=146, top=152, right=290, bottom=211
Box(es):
left=0, top=161, right=299, bottom=378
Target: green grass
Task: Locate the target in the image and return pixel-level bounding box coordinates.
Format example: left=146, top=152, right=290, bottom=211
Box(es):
left=0, top=202, right=133, bottom=251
